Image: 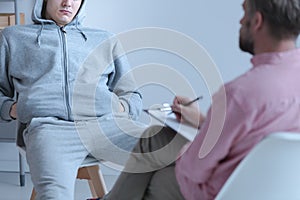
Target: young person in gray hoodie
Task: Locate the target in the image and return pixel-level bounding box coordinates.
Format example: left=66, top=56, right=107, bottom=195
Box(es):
left=0, top=0, right=147, bottom=199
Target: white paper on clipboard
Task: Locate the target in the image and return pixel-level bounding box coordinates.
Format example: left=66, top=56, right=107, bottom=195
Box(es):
left=144, top=109, right=199, bottom=141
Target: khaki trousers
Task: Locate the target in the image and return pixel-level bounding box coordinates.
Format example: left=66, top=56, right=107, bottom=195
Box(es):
left=105, top=125, right=188, bottom=200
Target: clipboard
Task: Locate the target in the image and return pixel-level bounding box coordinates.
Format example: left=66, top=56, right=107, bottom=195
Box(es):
left=144, top=109, right=199, bottom=141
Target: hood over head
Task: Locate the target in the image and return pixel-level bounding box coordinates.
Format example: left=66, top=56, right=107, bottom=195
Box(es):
left=31, top=0, right=86, bottom=27
left=31, top=0, right=87, bottom=46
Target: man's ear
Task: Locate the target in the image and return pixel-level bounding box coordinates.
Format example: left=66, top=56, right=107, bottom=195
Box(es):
left=252, top=11, right=264, bottom=32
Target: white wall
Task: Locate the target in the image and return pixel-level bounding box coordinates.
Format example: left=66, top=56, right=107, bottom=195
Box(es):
left=85, top=0, right=300, bottom=113
left=84, top=0, right=252, bottom=113
left=85, top=0, right=250, bottom=80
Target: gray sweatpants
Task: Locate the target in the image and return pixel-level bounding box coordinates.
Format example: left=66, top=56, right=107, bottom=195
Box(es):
left=23, top=115, right=147, bottom=200
left=104, top=125, right=188, bottom=200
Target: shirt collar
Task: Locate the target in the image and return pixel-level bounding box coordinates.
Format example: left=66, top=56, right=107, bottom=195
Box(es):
left=251, top=48, right=300, bottom=67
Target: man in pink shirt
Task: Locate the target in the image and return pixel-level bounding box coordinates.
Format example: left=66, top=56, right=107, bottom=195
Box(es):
left=95, top=0, right=300, bottom=199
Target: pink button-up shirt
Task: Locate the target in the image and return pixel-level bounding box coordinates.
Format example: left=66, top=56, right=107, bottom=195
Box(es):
left=175, top=48, right=300, bottom=200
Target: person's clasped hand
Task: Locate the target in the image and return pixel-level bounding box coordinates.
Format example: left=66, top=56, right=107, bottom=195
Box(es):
left=10, top=102, right=18, bottom=120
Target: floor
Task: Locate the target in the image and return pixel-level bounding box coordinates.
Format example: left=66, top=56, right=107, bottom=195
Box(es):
left=0, top=170, right=118, bottom=200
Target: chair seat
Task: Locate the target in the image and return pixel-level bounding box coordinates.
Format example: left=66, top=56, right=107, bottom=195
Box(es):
left=81, top=156, right=102, bottom=167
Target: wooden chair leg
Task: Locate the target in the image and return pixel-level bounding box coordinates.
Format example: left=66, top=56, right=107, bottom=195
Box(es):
left=30, top=188, right=36, bottom=200
left=77, top=165, right=107, bottom=198
left=87, top=165, right=107, bottom=198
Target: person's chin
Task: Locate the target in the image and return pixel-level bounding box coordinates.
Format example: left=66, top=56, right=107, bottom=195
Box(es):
left=58, top=18, right=72, bottom=26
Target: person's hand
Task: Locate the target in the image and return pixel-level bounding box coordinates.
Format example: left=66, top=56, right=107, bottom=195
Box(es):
left=171, top=96, right=205, bottom=128
left=10, top=102, right=17, bottom=119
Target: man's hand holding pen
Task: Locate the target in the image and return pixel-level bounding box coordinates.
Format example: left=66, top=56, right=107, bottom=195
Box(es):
left=171, top=96, right=205, bottom=129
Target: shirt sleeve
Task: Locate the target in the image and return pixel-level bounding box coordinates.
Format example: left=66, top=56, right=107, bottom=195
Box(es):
left=175, top=85, right=252, bottom=185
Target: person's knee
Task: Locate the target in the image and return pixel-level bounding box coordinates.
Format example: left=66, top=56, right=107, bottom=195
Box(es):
left=141, top=125, right=169, bottom=138
left=144, top=166, right=184, bottom=200
left=134, top=126, right=176, bottom=153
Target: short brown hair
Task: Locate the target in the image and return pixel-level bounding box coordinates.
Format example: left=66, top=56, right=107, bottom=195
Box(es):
left=247, top=0, right=300, bottom=40
left=41, top=0, right=47, bottom=19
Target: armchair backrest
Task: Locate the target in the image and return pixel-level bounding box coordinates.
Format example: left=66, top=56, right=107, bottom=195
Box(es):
left=215, top=132, right=300, bottom=200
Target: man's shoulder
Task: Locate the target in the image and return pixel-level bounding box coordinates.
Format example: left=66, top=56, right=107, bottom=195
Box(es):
left=225, top=63, right=269, bottom=87
left=224, top=69, right=253, bottom=94
left=222, top=65, right=284, bottom=110
left=221, top=68, right=262, bottom=108
left=1, top=24, right=36, bottom=35
left=1, top=25, right=22, bottom=34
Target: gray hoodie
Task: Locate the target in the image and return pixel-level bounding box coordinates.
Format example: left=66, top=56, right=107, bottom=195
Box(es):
left=0, top=0, right=142, bottom=123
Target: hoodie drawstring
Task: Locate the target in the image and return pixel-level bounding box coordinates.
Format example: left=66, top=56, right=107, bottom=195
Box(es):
left=36, top=18, right=87, bottom=47
left=37, top=22, right=44, bottom=47
left=75, top=18, right=87, bottom=41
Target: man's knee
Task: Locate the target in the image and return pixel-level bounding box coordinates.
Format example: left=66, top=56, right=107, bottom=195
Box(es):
left=134, top=126, right=177, bottom=153
left=144, top=166, right=184, bottom=200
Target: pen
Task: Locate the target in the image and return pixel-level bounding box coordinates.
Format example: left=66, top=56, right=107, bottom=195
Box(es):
left=180, top=96, right=203, bottom=106
left=165, top=96, right=203, bottom=115
left=144, top=96, right=203, bottom=112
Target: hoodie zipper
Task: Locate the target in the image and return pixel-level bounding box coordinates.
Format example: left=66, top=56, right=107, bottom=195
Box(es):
left=60, top=26, right=72, bottom=120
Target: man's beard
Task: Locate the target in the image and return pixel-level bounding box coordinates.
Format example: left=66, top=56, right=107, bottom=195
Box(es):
left=239, top=21, right=254, bottom=55
left=239, top=36, right=254, bottom=55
